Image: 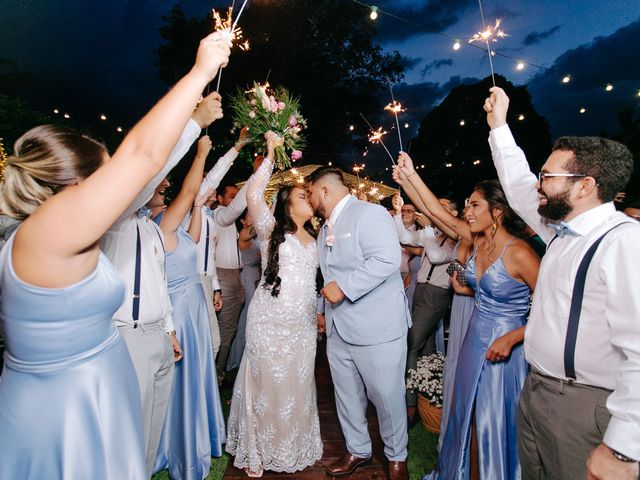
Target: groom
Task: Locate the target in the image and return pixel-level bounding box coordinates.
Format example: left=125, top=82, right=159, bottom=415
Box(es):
left=307, top=167, right=411, bottom=480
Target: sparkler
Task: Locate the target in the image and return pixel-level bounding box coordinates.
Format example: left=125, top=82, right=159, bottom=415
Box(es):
left=469, top=0, right=508, bottom=87
left=386, top=81, right=405, bottom=151
left=359, top=112, right=396, bottom=164
left=212, top=2, right=251, bottom=92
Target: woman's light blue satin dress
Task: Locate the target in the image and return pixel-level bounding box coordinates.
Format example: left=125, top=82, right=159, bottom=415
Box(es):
left=0, top=233, right=146, bottom=479
left=153, top=224, right=226, bottom=480
left=439, top=243, right=476, bottom=451
left=427, top=243, right=530, bottom=480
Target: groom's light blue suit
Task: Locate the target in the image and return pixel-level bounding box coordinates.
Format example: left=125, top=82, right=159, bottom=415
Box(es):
left=318, top=195, right=411, bottom=461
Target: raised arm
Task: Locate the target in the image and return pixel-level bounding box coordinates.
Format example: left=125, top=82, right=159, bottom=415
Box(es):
left=158, top=135, right=211, bottom=250
left=117, top=92, right=223, bottom=223
left=245, top=133, right=282, bottom=241
left=484, top=87, right=554, bottom=243
left=393, top=152, right=472, bottom=242
left=13, top=32, right=231, bottom=287
left=196, top=126, right=250, bottom=200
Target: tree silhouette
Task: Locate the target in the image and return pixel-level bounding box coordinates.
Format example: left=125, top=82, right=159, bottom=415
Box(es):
left=156, top=1, right=405, bottom=181
left=408, top=75, right=552, bottom=201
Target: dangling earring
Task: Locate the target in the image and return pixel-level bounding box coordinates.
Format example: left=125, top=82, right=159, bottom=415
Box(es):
left=490, top=218, right=498, bottom=238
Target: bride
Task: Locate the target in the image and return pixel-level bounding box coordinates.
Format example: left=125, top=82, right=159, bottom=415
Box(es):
left=226, top=132, right=323, bottom=476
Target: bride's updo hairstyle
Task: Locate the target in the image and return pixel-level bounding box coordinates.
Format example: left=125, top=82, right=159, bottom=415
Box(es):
left=0, top=125, right=107, bottom=220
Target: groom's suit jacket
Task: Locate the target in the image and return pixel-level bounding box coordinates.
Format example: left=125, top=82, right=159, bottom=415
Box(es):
left=318, top=196, right=411, bottom=345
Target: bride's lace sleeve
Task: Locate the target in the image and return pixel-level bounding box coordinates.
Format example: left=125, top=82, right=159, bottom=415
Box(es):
left=246, top=157, right=275, bottom=241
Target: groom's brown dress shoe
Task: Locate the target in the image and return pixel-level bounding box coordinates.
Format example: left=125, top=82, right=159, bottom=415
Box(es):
left=388, top=460, right=408, bottom=480
left=326, top=452, right=371, bottom=477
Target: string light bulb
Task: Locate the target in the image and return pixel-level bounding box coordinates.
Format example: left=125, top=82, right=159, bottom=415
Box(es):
left=453, top=40, right=461, bottom=50
left=116, top=126, right=123, bottom=132
left=404, top=123, right=409, bottom=128
left=516, top=62, right=525, bottom=71
left=369, top=6, right=378, bottom=20
left=99, top=114, right=107, bottom=121
left=579, top=108, right=586, bottom=114
left=459, top=120, right=465, bottom=126
left=445, top=163, right=453, bottom=168
left=473, top=159, right=481, bottom=165
left=63, top=113, right=70, bottom=119
left=349, top=125, right=354, bottom=131
left=53, top=108, right=59, bottom=114
left=562, top=75, right=571, bottom=84
left=605, top=84, right=613, bottom=92
left=518, top=114, right=525, bottom=121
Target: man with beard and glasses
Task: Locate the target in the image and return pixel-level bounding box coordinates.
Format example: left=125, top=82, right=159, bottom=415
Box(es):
left=484, top=86, right=640, bottom=480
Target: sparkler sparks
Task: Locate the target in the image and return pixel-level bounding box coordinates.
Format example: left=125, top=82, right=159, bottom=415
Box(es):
left=212, top=7, right=250, bottom=51
left=469, top=18, right=508, bottom=44
left=470, top=0, right=508, bottom=87
left=384, top=101, right=406, bottom=114
left=368, top=127, right=388, bottom=144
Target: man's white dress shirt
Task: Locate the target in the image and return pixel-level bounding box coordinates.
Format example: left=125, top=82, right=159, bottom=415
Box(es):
left=100, top=119, right=200, bottom=332
left=489, top=124, right=640, bottom=459
left=394, top=215, right=454, bottom=289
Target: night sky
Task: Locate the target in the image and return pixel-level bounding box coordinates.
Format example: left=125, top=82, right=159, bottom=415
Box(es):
left=1, top=0, right=639, bottom=141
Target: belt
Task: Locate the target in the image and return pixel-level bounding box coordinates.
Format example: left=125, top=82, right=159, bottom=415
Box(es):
left=530, top=368, right=612, bottom=394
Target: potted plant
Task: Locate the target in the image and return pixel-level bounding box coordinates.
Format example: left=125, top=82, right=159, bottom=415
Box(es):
left=406, top=352, right=444, bottom=433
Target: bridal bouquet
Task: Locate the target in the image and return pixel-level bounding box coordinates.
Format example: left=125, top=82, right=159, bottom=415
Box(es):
left=406, top=352, right=445, bottom=407
left=230, top=82, right=307, bottom=170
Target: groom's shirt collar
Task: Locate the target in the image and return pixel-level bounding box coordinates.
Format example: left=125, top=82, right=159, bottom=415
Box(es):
left=328, top=194, right=353, bottom=228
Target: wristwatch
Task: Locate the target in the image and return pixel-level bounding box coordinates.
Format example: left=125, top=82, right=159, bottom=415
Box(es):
left=167, top=330, right=177, bottom=336
left=608, top=446, right=637, bottom=463
left=213, top=289, right=222, bottom=295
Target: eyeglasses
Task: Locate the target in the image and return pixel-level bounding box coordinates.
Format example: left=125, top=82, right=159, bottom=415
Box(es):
left=537, top=172, right=587, bottom=184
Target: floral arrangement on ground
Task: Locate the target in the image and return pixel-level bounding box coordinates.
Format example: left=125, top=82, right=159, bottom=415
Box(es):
left=406, top=352, right=445, bottom=408
left=230, top=82, right=307, bottom=170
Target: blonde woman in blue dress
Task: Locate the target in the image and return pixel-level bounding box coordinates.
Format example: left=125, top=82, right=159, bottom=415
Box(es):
left=0, top=33, right=230, bottom=479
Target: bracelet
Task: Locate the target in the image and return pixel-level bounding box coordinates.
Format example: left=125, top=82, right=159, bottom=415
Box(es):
left=407, top=171, right=417, bottom=178
left=213, top=289, right=222, bottom=295
left=167, top=330, right=177, bottom=336
left=609, top=447, right=637, bottom=463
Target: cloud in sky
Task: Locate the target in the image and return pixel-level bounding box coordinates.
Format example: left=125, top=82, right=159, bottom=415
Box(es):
left=523, top=26, right=561, bottom=46
left=372, top=0, right=477, bottom=42
left=420, top=58, right=454, bottom=79
left=527, top=18, right=640, bottom=135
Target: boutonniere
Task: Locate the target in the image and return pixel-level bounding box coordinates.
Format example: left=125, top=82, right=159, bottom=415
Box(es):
left=326, top=234, right=336, bottom=251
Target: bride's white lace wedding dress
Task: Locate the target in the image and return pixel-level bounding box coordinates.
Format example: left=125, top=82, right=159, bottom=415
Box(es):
left=226, top=157, right=323, bottom=474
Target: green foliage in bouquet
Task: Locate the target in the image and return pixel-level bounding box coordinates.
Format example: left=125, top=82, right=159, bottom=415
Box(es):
left=230, top=82, right=307, bottom=170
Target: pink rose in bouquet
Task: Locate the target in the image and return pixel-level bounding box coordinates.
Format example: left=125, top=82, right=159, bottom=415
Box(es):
left=291, top=150, right=303, bottom=162
left=278, top=101, right=286, bottom=111
left=288, top=114, right=298, bottom=127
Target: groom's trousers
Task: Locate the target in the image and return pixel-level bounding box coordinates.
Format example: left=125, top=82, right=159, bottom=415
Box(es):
left=327, top=327, right=408, bottom=461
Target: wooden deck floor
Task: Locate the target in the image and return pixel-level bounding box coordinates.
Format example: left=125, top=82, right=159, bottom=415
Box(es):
left=223, top=337, right=390, bottom=479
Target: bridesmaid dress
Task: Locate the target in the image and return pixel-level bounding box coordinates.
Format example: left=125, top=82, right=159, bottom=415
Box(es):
left=427, top=240, right=530, bottom=479
left=0, top=232, right=146, bottom=479
left=439, top=242, right=475, bottom=450
left=226, top=238, right=261, bottom=371
left=153, top=223, right=226, bottom=480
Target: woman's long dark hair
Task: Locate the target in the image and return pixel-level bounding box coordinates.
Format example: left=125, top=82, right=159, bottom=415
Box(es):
left=473, top=179, right=527, bottom=238
left=263, top=186, right=317, bottom=297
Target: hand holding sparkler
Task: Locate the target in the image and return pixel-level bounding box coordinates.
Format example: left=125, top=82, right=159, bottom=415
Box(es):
left=193, top=31, right=232, bottom=81
left=394, top=152, right=417, bottom=183
left=483, top=86, right=510, bottom=130
left=192, top=92, right=223, bottom=129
